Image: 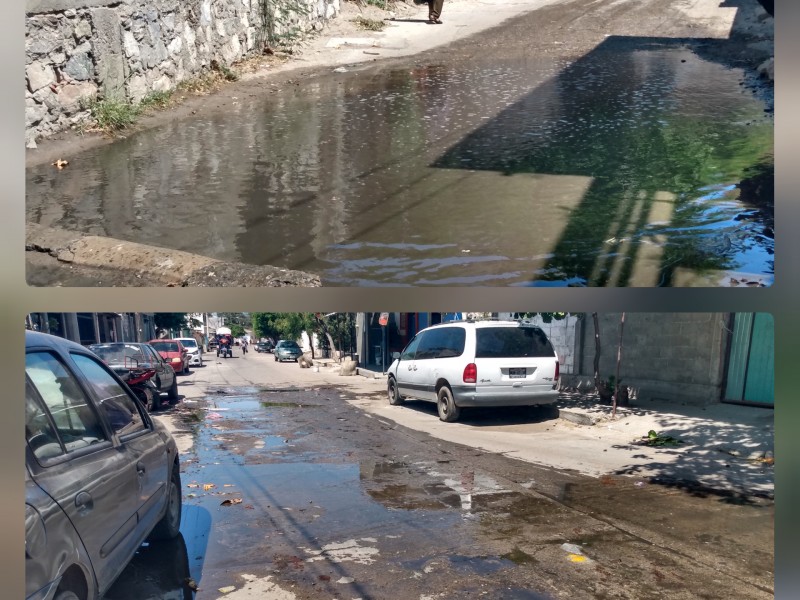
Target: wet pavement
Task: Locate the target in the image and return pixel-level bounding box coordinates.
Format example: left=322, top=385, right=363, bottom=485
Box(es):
left=104, top=386, right=773, bottom=599
left=25, top=10, right=773, bottom=287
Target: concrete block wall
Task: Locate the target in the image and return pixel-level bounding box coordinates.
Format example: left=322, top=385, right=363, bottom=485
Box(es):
left=568, top=313, right=729, bottom=405
left=25, top=0, right=340, bottom=146
left=495, top=313, right=579, bottom=374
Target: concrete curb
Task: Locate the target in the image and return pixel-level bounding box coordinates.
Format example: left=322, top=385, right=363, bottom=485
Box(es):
left=557, top=409, right=596, bottom=426
left=26, top=223, right=321, bottom=287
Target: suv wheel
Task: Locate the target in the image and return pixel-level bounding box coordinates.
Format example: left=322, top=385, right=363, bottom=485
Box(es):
left=437, top=386, right=461, bottom=422
left=167, top=376, right=179, bottom=402
left=148, top=462, right=182, bottom=541
left=388, top=377, right=404, bottom=406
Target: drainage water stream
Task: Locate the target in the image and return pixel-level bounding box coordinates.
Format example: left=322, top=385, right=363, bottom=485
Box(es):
left=26, top=43, right=773, bottom=286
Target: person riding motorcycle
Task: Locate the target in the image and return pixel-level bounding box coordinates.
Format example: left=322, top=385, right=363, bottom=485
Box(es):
left=217, top=334, right=233, bottom=358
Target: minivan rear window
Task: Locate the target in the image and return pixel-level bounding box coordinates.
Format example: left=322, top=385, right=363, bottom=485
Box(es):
left=475, top=327, right=555, bottom=358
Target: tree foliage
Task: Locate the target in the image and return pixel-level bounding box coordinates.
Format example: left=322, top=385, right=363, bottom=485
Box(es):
left=315, top=313, right=357, bottom=359
left=251, top=313, right=357, bottom=359
left=154, top=313, right=189, bottom=337
left=252, top=313, right=313, bottom=342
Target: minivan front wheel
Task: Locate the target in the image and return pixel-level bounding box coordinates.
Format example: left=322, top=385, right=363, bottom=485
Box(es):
left=388, top=377, right=404, bottom=406
left=437, top=386, right=461, bottom=422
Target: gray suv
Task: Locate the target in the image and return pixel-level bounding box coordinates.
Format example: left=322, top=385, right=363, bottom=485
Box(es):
left=25, top=331, right=182, bottom=600
left=386, top=319, right=560, bottom=422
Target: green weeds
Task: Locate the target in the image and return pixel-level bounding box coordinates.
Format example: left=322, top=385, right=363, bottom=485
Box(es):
left=352, top=15, right=386, bottom=31
left=86, top=97, right=141, bottom=131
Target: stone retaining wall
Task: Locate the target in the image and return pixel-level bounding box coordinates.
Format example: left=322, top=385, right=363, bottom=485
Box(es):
left=25, top=0, right=340, bottom=146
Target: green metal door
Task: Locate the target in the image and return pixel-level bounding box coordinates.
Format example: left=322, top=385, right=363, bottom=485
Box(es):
left=724, top=313, right=774, bottom=406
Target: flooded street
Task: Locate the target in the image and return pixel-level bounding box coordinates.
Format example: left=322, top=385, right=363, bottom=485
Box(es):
left=25, top=4, right=773, bottom=287
left=100, top=355, right=773, bottom=599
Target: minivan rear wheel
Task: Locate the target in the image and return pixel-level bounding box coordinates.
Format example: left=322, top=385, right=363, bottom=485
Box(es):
left=388, top=377, right=404, bottom=406
left=437, top=386, right=461, bottom=422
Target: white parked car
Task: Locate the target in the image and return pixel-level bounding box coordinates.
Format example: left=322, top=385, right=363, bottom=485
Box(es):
left=175, top=337, right=203, bottom=367
left=386, top=319, right=560, bottom=422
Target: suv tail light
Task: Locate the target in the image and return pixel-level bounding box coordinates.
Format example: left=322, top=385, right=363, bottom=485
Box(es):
left=463, top=363, right=477, bottom=384
left=553, top=360, right=560, bottom=389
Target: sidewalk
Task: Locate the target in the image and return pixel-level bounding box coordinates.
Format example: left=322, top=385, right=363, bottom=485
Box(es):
left=553, top=392, right=775, bottom=498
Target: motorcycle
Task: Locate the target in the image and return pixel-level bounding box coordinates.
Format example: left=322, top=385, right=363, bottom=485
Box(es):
left=122, top=368, right=162, bottom=412
left=216, top=328, right=234, bottom=359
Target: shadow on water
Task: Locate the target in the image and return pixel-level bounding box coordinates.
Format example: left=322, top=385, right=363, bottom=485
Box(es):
left=25, top=22, right=772, bottom=286
left=103, top=505, right=211, bottom=599
left=432, top=36, right=773, bottom=286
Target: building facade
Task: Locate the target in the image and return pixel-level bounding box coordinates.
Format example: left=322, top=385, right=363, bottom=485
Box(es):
left=26, top=312, right=157, bottom=345
left=355, top=312, right=774, bottom=409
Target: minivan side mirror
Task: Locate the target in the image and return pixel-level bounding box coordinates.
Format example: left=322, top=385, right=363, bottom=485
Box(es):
left=392, top=352, right=400, bottom=360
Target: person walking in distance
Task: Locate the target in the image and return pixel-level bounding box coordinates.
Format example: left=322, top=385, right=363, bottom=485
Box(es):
left=428, top=0, right=444, bottom=24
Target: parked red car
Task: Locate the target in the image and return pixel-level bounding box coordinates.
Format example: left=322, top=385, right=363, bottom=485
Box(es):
left=149, top=339, right=190, bottom=374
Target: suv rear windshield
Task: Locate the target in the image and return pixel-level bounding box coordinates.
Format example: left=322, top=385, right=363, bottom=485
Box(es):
left=90, top=344, right=147, bottom=364
left=475, top=327, right=555, bottom=358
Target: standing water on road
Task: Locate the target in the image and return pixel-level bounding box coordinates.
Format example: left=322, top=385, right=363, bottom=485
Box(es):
left=26, top=42, right=773, bottom=286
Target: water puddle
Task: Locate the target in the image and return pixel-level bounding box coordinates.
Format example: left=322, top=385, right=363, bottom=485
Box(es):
left=26, top=43, right=772, bottom=287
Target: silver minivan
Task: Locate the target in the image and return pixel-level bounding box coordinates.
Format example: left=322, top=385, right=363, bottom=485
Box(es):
left=386, top=320, right=560, bottom=422
left=25, top=331, right=182, bottom=600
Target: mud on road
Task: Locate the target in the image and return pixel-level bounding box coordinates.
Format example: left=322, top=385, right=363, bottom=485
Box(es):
left=105, top=385, right=773, bottom=600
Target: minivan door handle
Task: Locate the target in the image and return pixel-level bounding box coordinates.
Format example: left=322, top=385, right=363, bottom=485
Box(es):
left=136, top=461, right=146, bottom=475
left=75, top=491, right=94, bottom=514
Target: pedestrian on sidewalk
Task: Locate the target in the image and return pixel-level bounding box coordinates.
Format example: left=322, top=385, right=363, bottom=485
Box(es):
left=428, top=0, right=444, bottom=24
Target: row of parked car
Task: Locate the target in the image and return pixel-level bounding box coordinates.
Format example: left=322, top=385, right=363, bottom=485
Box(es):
left=25, top=330, right=183, bottom=600
left=252, top=339, right=305, bottom=362
left=86, top=337, right=201, bottom=412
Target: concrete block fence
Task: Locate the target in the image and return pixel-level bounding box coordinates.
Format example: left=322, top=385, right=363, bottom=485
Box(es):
left=25, top=0, right=340, bottom=146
